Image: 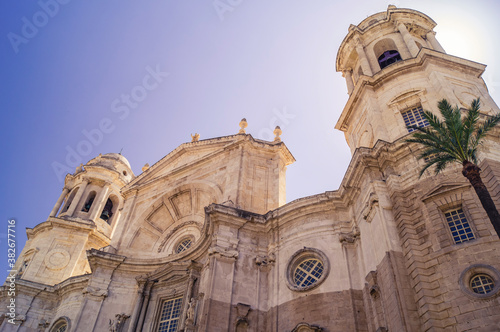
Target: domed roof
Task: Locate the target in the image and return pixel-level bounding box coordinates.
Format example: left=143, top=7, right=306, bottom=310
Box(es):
left=101, top=153, right=132, bottom=169
left=85, top=153, right=133, bottom=176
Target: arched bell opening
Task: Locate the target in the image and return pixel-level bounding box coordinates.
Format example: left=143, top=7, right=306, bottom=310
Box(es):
left=59, top=187, right=79, bottom=216
left=100, top=194, right=120, bottom=225
left=373, top=38, right=403, bottom=70
left=81, top=191, right=96, bottom=213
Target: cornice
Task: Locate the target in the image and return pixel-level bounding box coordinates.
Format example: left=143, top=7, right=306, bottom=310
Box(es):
left=26, top=217, right=111, bottom=244
left=0, top=274, right=90, bottom=299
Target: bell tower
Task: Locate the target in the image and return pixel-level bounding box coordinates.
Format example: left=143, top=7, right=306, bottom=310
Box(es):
left=335, top=5, right=499, bottom=154
left=15, top=153, right=134, bottom=285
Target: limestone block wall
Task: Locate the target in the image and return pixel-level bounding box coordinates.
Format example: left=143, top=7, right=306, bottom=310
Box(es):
left=384, top=141, right=500, bottom=331
left=15, top=219, right=108, bottom=286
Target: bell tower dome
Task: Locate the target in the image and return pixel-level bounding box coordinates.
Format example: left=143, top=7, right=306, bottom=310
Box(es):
left=15, top=153, right=134, bottom=286
left=335, top=5, right=499, bottom=154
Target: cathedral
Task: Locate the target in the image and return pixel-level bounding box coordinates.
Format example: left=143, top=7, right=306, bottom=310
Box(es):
left=2, top=6, right=500, bottom=332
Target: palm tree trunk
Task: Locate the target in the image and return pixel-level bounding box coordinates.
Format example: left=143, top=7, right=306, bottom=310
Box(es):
left=462, top=161, right=500, bottom=239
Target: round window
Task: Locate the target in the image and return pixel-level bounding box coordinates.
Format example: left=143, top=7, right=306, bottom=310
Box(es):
left=50, top=317, right=70, bottom=332
left=293, top=258, right=324, bottom=288
left=54, top=324, right=67, bottom=332
left=175, top=237, right=193, bottom=254
left=459, top=264, right=500, bottom=299
left=286, top=248, right=329, bottom=292
left=470, top=274, right=495, bottom=294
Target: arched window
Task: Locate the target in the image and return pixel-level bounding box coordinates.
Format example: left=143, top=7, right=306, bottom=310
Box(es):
left=60, top=188, right=79, bottom=214
left=100, top=198, right=113, bottom=223
left=81, top=191, right=96, bottom=213
left=378, top=50, right=402, bottom=69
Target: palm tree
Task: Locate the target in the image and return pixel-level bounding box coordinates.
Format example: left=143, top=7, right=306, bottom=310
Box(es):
left=406, top=98, right=500, bottom=239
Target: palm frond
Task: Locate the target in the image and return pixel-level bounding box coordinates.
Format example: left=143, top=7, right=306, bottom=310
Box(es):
left=461, top=99, right=480, bottom=154
left=406, top=98, right=500, bottom=178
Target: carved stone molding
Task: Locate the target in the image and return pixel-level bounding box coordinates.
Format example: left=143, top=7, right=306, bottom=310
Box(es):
left=108, top=313, right=129, bottom=332
left=339, top=227, right=360, bottom=245
left=44, top=248, right=71, bottom=270
left=38, top=319, right=50, bottom=331
left=362, top=193, right=379, bottom=222
left=255, top=253, right=275, bottom=266
left=291, top=322, right=323, bottom=332
left=208, top=246, right=239, bottom=259
left=83, top=286, right=108, bottom=299
left=157, top=220, right=202, bottom=253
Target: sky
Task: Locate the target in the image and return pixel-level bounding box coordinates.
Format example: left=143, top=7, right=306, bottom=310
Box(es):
left=1, top=0, right=500, bottom=282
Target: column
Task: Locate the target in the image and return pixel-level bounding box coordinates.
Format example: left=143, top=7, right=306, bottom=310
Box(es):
left=397, top=22, right=419, bottom=57
left=49, top=188, right=69, bottom=217
left=355, top=40, right=373, bottom=76
left=343, top=69, right=355, bottom=94
left=89, top=185, right=110, bottom=221
left=136, top=281, right=155, bottom=331
left=426, top=31, right=445, bottom=53
left=66, top=180, right=89, bottom=216
left=128, top=280, right=147, bottom=332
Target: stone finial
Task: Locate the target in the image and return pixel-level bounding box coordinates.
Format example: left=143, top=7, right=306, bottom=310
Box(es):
left=75, top=163, right=83, bottom=174
left=191, top=133, right=200, bottom=142
left=273, top=126, right=282, bottom=142
left=142, top=163, right=150, bottom=172
left=388, top=4, right=396, bottom=9
left=239, top=118, right=248, bottom=134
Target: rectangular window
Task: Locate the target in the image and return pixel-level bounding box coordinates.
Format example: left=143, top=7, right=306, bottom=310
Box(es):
left=445, top=208, right=475, bottom=244
left=158, top=297, right=183, bottom=332
left=402, top=106, right=429, bottom=132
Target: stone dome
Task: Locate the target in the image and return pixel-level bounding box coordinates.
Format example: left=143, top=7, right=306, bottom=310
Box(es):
left=85, top=153, right=134, bottom=178
left=101, top=153, right=132, bottom=169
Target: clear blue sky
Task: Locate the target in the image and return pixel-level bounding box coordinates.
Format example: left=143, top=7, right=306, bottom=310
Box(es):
left=1, top=0, right=500, bottom=282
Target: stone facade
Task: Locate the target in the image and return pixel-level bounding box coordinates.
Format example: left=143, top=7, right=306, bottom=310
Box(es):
left=2, top=6, right=500, bottom=332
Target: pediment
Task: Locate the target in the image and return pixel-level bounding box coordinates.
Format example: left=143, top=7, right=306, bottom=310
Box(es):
left=125, top=134, right=294, bottom=192
left=421, top=182, right=470, bottom=202
left=129, top=137, right=239, bottom=189
left=143, top=260, right=202, bottom=282
left=388, top=89, right=423, bottom=107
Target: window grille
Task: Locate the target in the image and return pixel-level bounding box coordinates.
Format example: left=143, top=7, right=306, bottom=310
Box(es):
left=293, top=258, right=324, bottom=287
left=175, top=238, right=192, bottom=254
left=445, top=208, right=475, bottom=244
left=158, top=297, right=183, bottom=332
left=470, top=274, right=495, bottom=294
left=402, top=106, right=429, bottom=132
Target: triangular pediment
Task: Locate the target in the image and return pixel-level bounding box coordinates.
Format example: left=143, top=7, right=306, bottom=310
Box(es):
left=126, top=135, right=243, bottom=189
left=421, top=182, right=470, bottom=202
left=124, top=134, right=294, bottom=191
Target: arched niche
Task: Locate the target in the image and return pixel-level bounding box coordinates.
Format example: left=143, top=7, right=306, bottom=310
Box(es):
left=373, top=38, right=402, bottom=70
